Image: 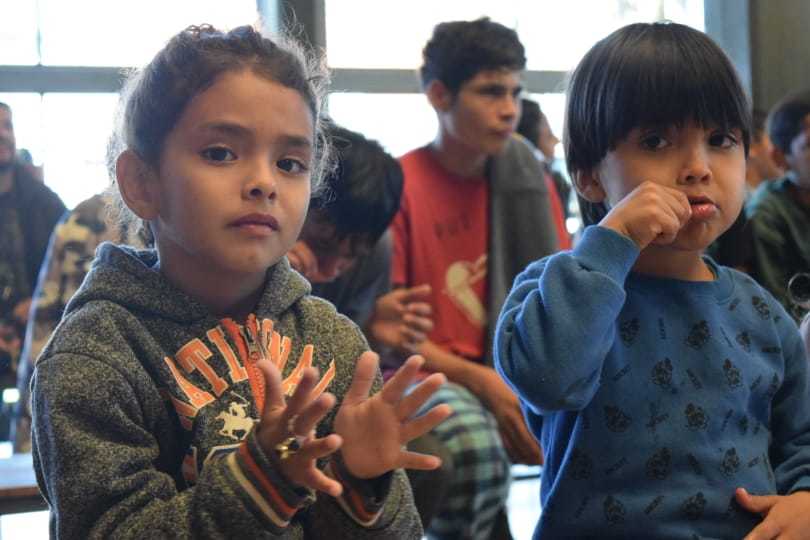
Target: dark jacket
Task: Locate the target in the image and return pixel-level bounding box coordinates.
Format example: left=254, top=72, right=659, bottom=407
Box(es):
left=13, top=163, right=67, bottom=289
left=32, top=244, right=421, bottom=539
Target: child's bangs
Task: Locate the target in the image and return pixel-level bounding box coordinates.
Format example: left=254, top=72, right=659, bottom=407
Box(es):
left=607, top=26, right=750, bottom=149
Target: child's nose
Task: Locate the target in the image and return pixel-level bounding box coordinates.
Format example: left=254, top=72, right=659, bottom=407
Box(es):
left=678, top=146, right=712, bottom=184
left=244, top=161, right=277, bottom=200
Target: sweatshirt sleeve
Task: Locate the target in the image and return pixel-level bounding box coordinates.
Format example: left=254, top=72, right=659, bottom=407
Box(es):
left=31, top=353, right=314, bottom=539
left=494, top=226, right=639, bottom=414
left=768, top=309, right=810, bottom=495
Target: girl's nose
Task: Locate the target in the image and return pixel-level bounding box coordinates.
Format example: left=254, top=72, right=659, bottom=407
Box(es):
left=244, top=161, right=277, bottom=200
left=678, top=145, right=712, bottom=184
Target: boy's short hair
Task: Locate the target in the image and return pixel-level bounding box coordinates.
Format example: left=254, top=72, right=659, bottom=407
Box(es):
left=420, top=17, right=526, bottom=95
left=767, top=89, right=810, bottom=154
left=517, top=98, right=542, bottom=147
left=565, top=22, right=751, bottom=225
left=312, top=122, right=404, bottom=246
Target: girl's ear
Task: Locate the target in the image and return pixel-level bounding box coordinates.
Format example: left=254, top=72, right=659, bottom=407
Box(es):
left=574, top=169, right=607, bottom=203
left=426, top=80, right=453, bottom=112
left=116, top=150, right=160, bottom=220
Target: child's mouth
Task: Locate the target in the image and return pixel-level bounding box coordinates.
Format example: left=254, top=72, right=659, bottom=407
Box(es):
left=688, top=196, right=717, bottom=221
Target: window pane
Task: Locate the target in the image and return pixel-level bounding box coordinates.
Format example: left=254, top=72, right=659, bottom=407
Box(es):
left=40, top=0, right=258, bottom=66
left=327, top=93, right=438, bottom=158
left=0, top=93, right=44, bottom=173
left=326, top=0, right=704, bottom=70
left=0, top=2, right=39, bottom=64
left=41, top=93, right=119, bottom=209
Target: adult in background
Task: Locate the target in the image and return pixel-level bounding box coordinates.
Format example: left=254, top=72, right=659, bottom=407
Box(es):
left=391, top=18, right=560, bottom=539
left=0, top=102, right=65, bottom=438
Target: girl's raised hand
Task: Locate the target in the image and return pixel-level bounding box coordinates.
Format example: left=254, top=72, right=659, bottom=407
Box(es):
left=254, top=360, right=344, bottom=497
left=333, top=352, right=452, bottom=479
left=599, top=180, right=692, bottom=249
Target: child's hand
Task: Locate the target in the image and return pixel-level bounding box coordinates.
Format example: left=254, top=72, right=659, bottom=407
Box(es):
left=368, top=285, right=434, bottom=353
left=736, top=487, right=810, bottom=539
left=254, top=360, right=344, bottom=497
left=599, top=181, right=692, bottom=249
left=333, top=352, right=452, bottom=479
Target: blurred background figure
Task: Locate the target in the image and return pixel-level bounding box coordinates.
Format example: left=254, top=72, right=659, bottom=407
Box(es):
left=0, top=102, right=65, bottom=441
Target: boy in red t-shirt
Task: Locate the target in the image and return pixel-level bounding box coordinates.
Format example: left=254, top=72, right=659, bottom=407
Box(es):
left=390, top=17, right=561, bottom=540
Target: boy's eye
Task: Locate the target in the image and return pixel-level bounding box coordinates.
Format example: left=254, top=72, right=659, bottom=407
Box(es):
left=201, top=147, right=236, bottom=162
left=278, top=158, right=309, bottom=175
left=709, top=132, right=738, bottom=148
left=640, top=134, right=668, bottom=150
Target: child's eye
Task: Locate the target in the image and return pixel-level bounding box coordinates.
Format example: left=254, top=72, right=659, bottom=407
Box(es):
left=278, top=158, right=309, bottom=175
left=201, top=147, right=236, bottom=162
left=640, top=134, right=668, bottom=150
left=709, top=132, right=738, bottom=148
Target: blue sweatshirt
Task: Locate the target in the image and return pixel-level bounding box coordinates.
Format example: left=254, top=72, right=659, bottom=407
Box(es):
left=495, top=226, right=810, bottom=539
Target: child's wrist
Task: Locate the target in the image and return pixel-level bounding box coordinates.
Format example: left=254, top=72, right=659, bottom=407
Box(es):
left=328, top=451, right=393, bottom=501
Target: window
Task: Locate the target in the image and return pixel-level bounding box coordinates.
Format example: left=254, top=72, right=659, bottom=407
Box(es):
left=325, top=0, right=704, bottom=70
left=0, top=0, right=258, bottom=208
left=39, top=0, right=258, bottom=67
left=327, top=93, right=437, bottom=157
left=325, top=0, right=704, bottom=160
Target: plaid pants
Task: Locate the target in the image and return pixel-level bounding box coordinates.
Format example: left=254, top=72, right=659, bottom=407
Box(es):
left=419, top=382, right=512, bottom=540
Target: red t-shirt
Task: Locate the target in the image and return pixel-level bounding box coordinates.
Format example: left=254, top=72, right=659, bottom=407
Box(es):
left=391, top=147, right=488, bottom=361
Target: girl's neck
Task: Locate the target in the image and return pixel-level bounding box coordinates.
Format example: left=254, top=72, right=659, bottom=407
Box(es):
left=632, top=246, right=714, bottom=282
left=429, top=132, right=488, bottom=178
left=157, top=248, right=267, bottom=323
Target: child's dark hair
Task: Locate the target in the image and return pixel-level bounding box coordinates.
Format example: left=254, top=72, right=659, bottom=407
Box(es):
left=108, top=24, right=331, bottom=227
left=517, top=97, right=543, bottom=148
left=565, top=22, right=751, bottom=225
left=420, top=17, right=526, bottom=95
left=767, top=88, right=810, bottom=155
left=312, top=122, right=403, bottom=247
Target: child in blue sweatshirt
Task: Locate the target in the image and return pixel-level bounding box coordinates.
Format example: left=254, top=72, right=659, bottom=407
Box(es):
left=495, top=22, right=810, bottom=539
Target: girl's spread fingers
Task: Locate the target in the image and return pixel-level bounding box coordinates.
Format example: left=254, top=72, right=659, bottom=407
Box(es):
left=397, top=373, right=446, bottom=420
left=381, top=355, right=424, bottom=403
left=291, top=392, right=336, bottom=436
left=402, top=404, right=453, bottom=442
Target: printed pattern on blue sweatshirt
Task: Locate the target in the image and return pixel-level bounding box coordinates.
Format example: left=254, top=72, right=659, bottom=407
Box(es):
left=494, top=226, right=810, bottom=540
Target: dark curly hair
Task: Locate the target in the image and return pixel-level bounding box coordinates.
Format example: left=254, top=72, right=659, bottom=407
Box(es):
left=419, top=17, right=525, bottom=95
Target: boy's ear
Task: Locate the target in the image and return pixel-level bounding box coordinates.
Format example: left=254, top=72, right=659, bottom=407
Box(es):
left=573, top=169, right=607, bottom=203
left=770, top=146, right=790, bottom=171
left=116, top=150, right=160, bottom=220
left=426, top=80, right=453, bottom=112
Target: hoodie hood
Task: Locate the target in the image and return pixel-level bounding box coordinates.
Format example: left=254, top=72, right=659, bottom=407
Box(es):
left=65, top=242, right=311, bottom=324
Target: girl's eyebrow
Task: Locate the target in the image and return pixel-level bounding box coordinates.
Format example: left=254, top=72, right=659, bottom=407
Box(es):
left=197, top=121, right=312, bottom=149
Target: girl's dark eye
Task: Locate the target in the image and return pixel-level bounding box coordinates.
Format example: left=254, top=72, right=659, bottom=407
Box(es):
left=278, top=158, right=309, bottom=175
left=709, top=132, right=738, bottom=148
left=640, top=134, right=668, bottom=150
left=201, top=147, right=236, bottom=162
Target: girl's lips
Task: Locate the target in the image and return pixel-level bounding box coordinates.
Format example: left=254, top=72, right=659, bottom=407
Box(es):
left=230, top=213, right=279, bottom=230
left=689, top=200, right=718, bottom=221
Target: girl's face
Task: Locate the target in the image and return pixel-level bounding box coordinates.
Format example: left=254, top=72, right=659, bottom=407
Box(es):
left=594, top=121, right=746, bottom=251
left=148, top=70, right=314, bottom=285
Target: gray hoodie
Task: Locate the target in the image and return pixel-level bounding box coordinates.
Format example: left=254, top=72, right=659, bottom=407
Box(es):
left=31, top=243, right=422, bottom=539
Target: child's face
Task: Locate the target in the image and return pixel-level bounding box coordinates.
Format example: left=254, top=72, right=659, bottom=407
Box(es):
left=783, top=114, right=810, bottom=188
left=149, top=70, right=314, bottom=283
left=440, top=69, right=522, bottom=158
left=593, top=121, right=745, bottom=251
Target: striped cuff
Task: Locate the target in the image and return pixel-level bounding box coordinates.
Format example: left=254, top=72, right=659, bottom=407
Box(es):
left=326, top=454, right=393, bottom=527
left=227, top=429, right=314, bottom=531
